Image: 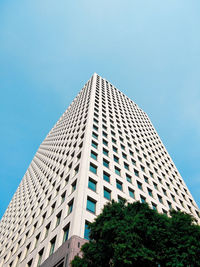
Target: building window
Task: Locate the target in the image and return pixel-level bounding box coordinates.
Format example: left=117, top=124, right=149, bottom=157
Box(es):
left=140, top=196, right=146, bottom=203
left=61, top=192, right=66, bottom=204
left=144, top=176, right=149, bottom=183
left=90, top=163, right=97, bottom=174
left=128, top=188, right=135, bottom=198
left=122, top=152, right=127, bottom=159
left=35, top=234, right=40, bottom=249
left=87, top=198, right=96, bottom=214
left=84, top=221, right=90, bottom=240
left=68, top=199, right=74, bottom=215
left=121, top=144, right=125, bottom=150
left=113, top=146, right=118, bottom=153
left=104, top=187, right=111, bottom=200
left=118, top=195, right=125, bottom=203
left=116, top=180, right=123, bottom=191
left=152, top=203, right=157, bottom=211
left=147, top=188, right=153, bottom=197
left=126, top=174, right=132, bottom=183
left=124, top=162, right=129, bottom=170
left=44, top=223, right=50, bottom=239
left=63, top=223, right=70, bottom=243
left=103, top=148, right=109, bottom=156
left=51, top=202, right=56, bottom=215
left=153, top=183, right=158, bottom=190
left=56, top=212, right=62, bottom=227
left=103, top=139, right=108, bottom=146
left=137, top=181, right=142, bottom=190
left=158, top=195, right=163, bottom=203
left=113, top=155, right=119, bottom=163
left=37, top=249, right=44, bottom=267
left=102, top=131, right=107, bottom=137
left=88, top=178, right=96, bottom=191
left=91, top=150, right=97, bottom=160
left=93, top=124, right=98, bottom=131
left=131, top=159, right=136, bottom=166
left=49, top=237, right=56, bottom=256
left=112, top=138, right=116, bottom=144
left=103, top=171, right=110, bottom=183
left=115, top=166, right=121, bottom=176
left=134, top=169, right=139, bottom=177
left=103, top=159, right=109, bottom=168
left=92, top=131, right=98, bottom=139
left=91, top=140, right=98, bottom=149
left=168, top=201, right=172, bottom=209
left=71, top=180, right=77, bottom=193
left=141, top=165, right=145, bottom=172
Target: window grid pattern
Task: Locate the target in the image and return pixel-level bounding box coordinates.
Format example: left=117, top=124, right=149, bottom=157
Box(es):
left=0, top=73, right=199, bottom=267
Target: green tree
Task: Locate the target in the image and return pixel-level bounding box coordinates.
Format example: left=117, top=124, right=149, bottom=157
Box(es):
left=71, top=201, right=200, bottom=267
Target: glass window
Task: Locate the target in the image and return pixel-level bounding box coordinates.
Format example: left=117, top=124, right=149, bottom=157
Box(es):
left=134, top=169, right=139, bottom=177
left=137, top=181, right=142, bottom=190
left=112, top=138, right=116, bottom=144
left=61, top=192, right=66, bottom=204
left=113, top=146, right=118, bottom=153
left=124, top=162, right=129, bottom=170
left=103, top=148, right=109, bottom=156
left=168, top=201, right=172, bottom=209
left=116, top=180, right=123, bottom=191
left=103, top=159, right=109, bottom=168
left=68, top=199, right=74, bottom=215
left=129, top=188, right=135, bottom=198
left=131, top=159, right=136, bottom=166
left=87, top=198, right=96, bottom=214
left=56, top=212, right=62, bottom=227
left=122, top=153, right=127, bottom=159
left=118, top=195, right=125, bottom=203
left=37, top=250, right=43, bottom=267
left=113, top=155, right=119, bottom=163
left=158, top=195, right=163, bottom=203
left=45, top=223, right=50, bottom=239
left=153, top=183, right=158, bottom=190
left=104, top=188, right=111, bottom=200
left=63, top=224, right=70, bottom=243
left=84, top=221, right=90, bottom=240
left=148, top=188, right=153, bottom=197
left=141, top=165, right=145, bottom=172
left=103, top=172, right=110, bottom=182
left=121, top=144, right=125, bottom=150
left=144, top=176, right=149, bottom=183
left=152, top=203, right=157, bottom=211
left=91, top=151, right=97, bottom=160
left=103, top=139, right=108, bottom=146
left=93, top=124, right=98, bottom=131
left=126, top=174, right=132, bottom=183
left=102, top=131, right=107, bottom=137
left=88, top=178, right=96, bottom=191
left=140, top=196, right=146, bottom=203
left=115, top=167, right=121, bottom=176
left=49, top=237, right=56, bottom=256
left=92, top=132, right=98, bottom=139
left=71, top=180, right=77, bottom=193
left=90, top=163, right=97, bottom=174
left=91, top=141, right=98, bottom=149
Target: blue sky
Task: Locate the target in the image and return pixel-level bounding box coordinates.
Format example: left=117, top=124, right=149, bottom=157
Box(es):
left=0, top=0, right=200, bottom=218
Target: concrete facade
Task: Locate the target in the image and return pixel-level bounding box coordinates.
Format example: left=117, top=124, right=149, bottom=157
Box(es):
left=0, top=73, right=199, bottom=267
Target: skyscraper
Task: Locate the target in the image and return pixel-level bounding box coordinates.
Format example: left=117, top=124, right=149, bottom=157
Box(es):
left=0, top=73, right=199, bottom=267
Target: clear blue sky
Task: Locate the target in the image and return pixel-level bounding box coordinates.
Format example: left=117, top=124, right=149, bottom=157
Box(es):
left=0, top=0, right=200, bottom=218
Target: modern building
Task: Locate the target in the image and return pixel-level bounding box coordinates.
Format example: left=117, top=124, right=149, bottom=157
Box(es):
left=0, top=73, right=199, bottom=267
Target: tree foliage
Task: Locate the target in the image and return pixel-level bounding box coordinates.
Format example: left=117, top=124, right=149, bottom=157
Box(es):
left=71, top=201, right=200, bottom=267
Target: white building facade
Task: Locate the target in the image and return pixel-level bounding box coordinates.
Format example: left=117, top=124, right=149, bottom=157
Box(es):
left=0, top=73, right=199, bottom=267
